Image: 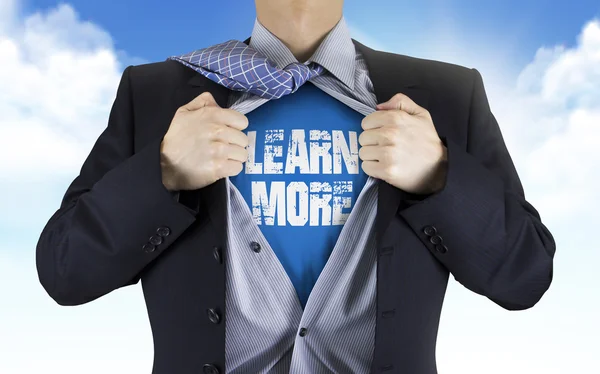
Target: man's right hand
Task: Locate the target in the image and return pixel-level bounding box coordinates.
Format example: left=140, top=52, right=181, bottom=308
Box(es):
left=160, top=92, right=249, bottom=191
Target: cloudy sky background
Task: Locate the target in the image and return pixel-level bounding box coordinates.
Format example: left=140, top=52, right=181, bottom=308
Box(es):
left=1, top=0, right=599, bottom=372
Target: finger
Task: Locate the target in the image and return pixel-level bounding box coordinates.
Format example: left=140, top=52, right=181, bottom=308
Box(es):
left=358, top=145, right=382, bottom=161
left=213, top=125, right=249, bottom=148
left=222, top=143, right=248, bottom=163
left=376, top=93, right=426, bottom=116
left=361, top=160, right=385, bottom=180
left=361, top=109, right=407, bottom=130
left=181, top=91, right=219, bottom=111
left=199, top=107, right=249, bottom=131
left=213, top=108, right=250, bottom=131
left=360, top=128, right=401, bottom=147
left=220, top=159, right=244, bottom=177
left=358, top=130, right=381, bottom=146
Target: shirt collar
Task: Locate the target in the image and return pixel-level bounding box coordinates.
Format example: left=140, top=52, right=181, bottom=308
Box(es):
left=248, top=16, right=356, bottom=90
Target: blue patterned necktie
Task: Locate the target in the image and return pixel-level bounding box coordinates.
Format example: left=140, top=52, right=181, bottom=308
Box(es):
left=167, top=40, right=326, bottom=100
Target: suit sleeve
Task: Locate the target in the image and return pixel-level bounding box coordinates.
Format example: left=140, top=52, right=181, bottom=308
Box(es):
left=398, top=68, right=556, bottom=310
left=36, top=65, right=198, bottom=306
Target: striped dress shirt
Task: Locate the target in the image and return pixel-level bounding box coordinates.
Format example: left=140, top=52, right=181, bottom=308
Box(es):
left=224, top=16, right=381, bottom=373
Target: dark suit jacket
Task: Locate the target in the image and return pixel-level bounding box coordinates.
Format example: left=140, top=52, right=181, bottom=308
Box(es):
left=36, top=37, right=556, bottom=374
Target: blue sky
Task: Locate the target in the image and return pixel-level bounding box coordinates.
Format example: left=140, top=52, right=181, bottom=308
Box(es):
left=17, top=0, right=600, bottom=70
left=1, top=0, right=599, bottom=373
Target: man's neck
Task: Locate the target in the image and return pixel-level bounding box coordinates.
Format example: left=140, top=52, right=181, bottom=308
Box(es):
left=255, top=3, right=343, bottom=62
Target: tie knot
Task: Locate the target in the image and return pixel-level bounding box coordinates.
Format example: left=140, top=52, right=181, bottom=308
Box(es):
left=284, top=61, right=325, bottom=94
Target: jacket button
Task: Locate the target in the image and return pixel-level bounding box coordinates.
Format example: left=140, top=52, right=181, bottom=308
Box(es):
left=299, top=327, right=307, bottom=337
left=156, top=226, right=171, bottom=237
left=250, top=241, right=261, bottom=253
left=423, top=225, right=437, bottom=236
left=207, top=308, right=221, bottom=324
left=149, top=235, right=163, bottom=246
left=435, top=244, right=448, bottom=253
left=429, top=235, right=443, bottom=245
left=213, top=246, right=223, bottom=264
left=202, top=364, right=220, bottom=374
left=142, top=243, right=156, bottom=253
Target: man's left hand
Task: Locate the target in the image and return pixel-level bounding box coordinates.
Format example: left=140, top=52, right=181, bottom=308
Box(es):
left=358, top=93, right=448, bottom=195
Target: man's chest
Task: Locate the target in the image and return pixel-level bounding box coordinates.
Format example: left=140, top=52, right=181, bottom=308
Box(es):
left=230, top=82, right=368, bottom=228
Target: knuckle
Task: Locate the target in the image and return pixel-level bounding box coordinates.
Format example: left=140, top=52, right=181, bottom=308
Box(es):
left=393, top=93, right=405, bottom=101
left=216, top=160, right=228, bottom=175
left=382, top=146, right=396, bottom=163
left=205, top=123, right=219, bottom=139
left=207, top=142, right=224, bottom=158
left=213, top=142, right=226, bottom=157
left=383, top=110, right=401, bottom=125
left=205, top=159, right=219, bottom=177
left=241, top=133, right=250, bottom=147
left=382, top=127, right=399, bottom=142
left=199, top=91, right=213, bottom=100
left=201, top=105, right=217, bottom=118
left=212, top=124, right=225, bottom=138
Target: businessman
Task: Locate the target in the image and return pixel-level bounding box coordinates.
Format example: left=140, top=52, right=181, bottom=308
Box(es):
left=36, top=0, right=556, bottom=373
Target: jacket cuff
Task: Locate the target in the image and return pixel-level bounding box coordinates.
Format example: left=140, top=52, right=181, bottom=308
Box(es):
left=90, top=135, right=198, bottom=258
left=398, top=136, right=506, bottom=286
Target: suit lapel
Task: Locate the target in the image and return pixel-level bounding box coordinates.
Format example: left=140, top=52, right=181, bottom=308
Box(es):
left=351, top=39, right=431, bottom=246
left=171, top=75, right=231, bottom=236
left=171, top=36, right=432, bottom=251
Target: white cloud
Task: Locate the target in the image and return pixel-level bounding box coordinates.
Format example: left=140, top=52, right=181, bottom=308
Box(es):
left=491, top=19, right=600, bottom=223
left=0, top=3, right=132, bottom=230
left=0, top=3, right=122, bottom=179
left=540, top=20, right=600, bottom=106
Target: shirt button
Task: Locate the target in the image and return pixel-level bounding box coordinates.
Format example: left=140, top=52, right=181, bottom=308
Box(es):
left=142, top=243, right=156, bottom=253
left=423, top=225, right=437, bottom=236
left=213, top=246, right=223, bottom=264
left=250, top=241, right=261, bottom=253
left=299, top=327, right=307, bottom=337
left=202, top=364, right=220, bottom=374
left=429, top=235, right=443, bottom=245
left=206, top=308, right=221, bottom=324
left=149, top=235, right=163, bottom=246
left=156, top=226, right=171, bottom=237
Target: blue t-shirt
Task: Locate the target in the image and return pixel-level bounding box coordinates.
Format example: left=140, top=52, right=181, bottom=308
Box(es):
left=229, top=82, right=367, bottom=308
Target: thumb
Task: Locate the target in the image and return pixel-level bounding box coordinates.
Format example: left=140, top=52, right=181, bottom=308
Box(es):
left=181, top=91, right=220, bottom=112
left=376, top=93, right=424, bottom=116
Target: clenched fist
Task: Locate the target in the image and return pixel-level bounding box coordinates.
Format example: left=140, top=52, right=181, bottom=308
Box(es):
left=160, top=92, right=249, bottom=191
left=359, top=93, right=448, bottom=195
